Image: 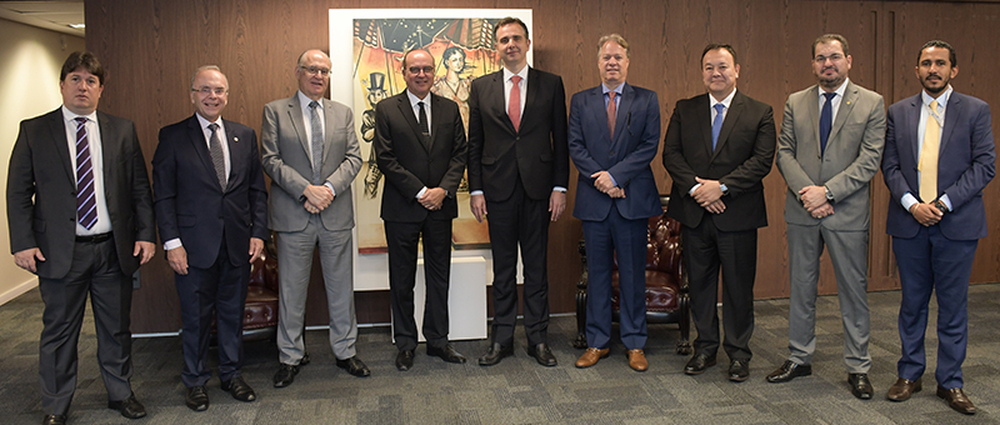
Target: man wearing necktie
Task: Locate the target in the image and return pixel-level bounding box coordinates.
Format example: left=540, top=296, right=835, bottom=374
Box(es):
left=568, top=34, right=661, bottom=371
left=153, top=65, right=268, bottom=411
left=261, top=49, right=368, bottom=389
left=374, top=49, right=469, bottom=371
left=770, top=34, right=886, bottom=400
left=662, top=44, right=776, bottom=382
left=467, top=16, right=569, bottom=367
left=8, top=51, right=156, bottom=425
left=881, top=40, right=994, bottom=415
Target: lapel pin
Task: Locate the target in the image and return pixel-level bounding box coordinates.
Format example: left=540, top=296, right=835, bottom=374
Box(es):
left=846, top=101, right=851, bottom=105
left=234, top=137, right=239, bottom=143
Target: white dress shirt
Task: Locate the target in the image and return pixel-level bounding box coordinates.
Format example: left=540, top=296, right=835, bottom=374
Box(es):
left=62, top=106, right=112, bottom=236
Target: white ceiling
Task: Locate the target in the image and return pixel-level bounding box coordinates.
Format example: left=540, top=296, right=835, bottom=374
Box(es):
left=0, top=1, right=85, bottom=37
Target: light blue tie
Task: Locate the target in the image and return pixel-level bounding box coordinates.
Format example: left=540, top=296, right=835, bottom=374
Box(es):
left=711, top=103, right=725, bottom=151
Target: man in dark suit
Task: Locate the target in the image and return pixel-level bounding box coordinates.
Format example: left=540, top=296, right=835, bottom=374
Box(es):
left=881, top=40, right=995, bottom=415
left=261, top=49, right=368, bottom=389
left=770, top=34, right=885, bottom=400
left=467, top=16, right=569, bottom=367
left=152, top=65, right=268, bottom=411
left=374, top=49, right=468, bottom=371
left=7, top=51, right=155, bottom=425
left=569, top=34, right=661, bottom=372
left=663, top=43, right=776, bottom=382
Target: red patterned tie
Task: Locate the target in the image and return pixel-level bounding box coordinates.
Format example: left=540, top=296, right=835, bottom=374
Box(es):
left=509, top=75, right=522, bottom=132
left=74, top=117, right=97, bottom=230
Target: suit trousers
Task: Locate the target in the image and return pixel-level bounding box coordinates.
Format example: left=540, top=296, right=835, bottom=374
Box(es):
left=487, top=179, right=551, bottom=347
left=385, top=218, right=453, bottom=351
left=892, top=226, right=977, bottom=389
left=582, top=203, right=648, bottom=350
left=175, top=235, right=249, bottom=387
left=682, top=216, right=756, bottom=361
left=786, top=223, right=871, bottom=373
left=275, top=216, right=358, bottom=365
left=38, top=237, right=134, bottom=415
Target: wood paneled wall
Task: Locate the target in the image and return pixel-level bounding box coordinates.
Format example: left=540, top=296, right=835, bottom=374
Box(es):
left=84, top=0, right=1000, bottom=333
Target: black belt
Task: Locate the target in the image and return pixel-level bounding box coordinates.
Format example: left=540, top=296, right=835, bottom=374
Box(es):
left=76, top=232, right=112, bottom=243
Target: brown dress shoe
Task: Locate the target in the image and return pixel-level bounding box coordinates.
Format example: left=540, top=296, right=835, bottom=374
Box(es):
left=575, top=347, right=609, bottom=368
left=886, top=377, right=922, bottom=401
left=936, top=386, right=976, bottom=415
left=626, top=349, right=648, bottom=372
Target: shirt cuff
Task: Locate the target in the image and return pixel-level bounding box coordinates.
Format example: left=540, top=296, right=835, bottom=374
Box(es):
left=416, top=186, right=428, bottom=199
left=901, top=192, right=919, bottom=212
left=553, top=186, right=567, bottom=193
left=164, top=238, right=182, bottom=251
left=940, top=194, right=953, bottom=211
left=608, top=173, right=618, bottom=187
left=688, top=183, right=702, bottom=195
left=470, top=190, right=484, bottom=196
left=324, top=182, right=336, bottom=197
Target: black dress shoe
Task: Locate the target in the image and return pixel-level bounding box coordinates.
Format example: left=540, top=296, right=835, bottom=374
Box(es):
left=396, top=349, right=415, bottom=371
left=527, top=343, right=558, bottom=367
left=766, top=360, right=812, bottom=383
left=42, top=414, right=67, bottom=425
left=107, top=394, right=147, bottom=419
left=683, top=353, right=717, bottom=375
left=427, top=343, right=467, bottom=364
left=336, top=356, right=371, bottom=377
left=185, top=385, right=209, bottom=412
left=848, top=373, right=874, bottom=400
left=220, top=376, right=256, bottom=402
left=728, top=359, right=750, bottom=382
left=272, top=363, right=299, bottom=388
left=478, top=343, right=514, bottom=366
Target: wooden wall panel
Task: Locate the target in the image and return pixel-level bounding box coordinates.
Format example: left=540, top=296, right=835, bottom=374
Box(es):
left=84, top=0, right=1000, bottom=332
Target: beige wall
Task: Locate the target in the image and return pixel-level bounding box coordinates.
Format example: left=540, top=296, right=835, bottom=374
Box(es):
left=0, top=18, right=86, bottom=304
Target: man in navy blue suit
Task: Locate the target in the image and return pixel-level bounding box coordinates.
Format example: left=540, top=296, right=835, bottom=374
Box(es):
left=569, top=34, right=661, bottom=372
left=881, top=40, right=995, bottom=415
left=152, top=66, right=269, bottom=412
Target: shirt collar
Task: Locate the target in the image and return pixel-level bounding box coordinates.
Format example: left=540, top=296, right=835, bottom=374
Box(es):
left=406, top=89, right=429, bottom=107
left=503, top=65, right=529, bottom=83
left=602, top=82, right=625, bottom=96
left=710, top=88, right=737, bottom=109
left=195, top=112, right=223, bottom=130
left=922, top=85, right=953, bottom=110
left=61, top=105, right=97, bottom=124
left=297, top=90, right=323, bottom=109
left=818, top=78, right=849, bottom=99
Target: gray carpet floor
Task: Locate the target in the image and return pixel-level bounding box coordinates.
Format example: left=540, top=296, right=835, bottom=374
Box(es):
left=2, top=283, right=999, bottom=424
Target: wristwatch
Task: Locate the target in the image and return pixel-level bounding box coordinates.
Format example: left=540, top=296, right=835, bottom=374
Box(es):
left=824, top=186, right=834, bottom=202
left=933, top=199, right=950, bottom=215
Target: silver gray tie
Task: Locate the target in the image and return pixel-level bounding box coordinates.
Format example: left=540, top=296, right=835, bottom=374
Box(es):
left=208, top=123, right=227, bottom=190
left=309, top=100, right=325, bottom=184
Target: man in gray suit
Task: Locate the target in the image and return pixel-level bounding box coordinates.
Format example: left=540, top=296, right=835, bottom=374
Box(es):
left=261, top=49, right=367, bottom=387
left=768, top=34, right=886, bottom=400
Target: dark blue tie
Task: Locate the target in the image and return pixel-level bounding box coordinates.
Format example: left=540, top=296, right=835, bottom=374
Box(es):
left=819, top=92, right=836, bottom=154
left=711, top=103, right=725, bottom=151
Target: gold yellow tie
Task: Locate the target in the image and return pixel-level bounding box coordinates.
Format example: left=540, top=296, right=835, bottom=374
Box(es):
left=919, top=100, right=940, bottom=202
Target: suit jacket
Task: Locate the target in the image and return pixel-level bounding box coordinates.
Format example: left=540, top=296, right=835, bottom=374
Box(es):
left=882, top=91, right=995, bottom=240
left=569, top=83, right=662, bottom=221
left=467, top=68, right=569, bottom=201
left=7, top=108, right=155, bottom=279
left=261, top=95, right=362, bottom=232
left=152, top=114, right=268, bottom=269
left=663, top=91, right=776, bottom=231
left=374, top=92, right=467, bottom=222
left=775, top=81, right=886, bottom=231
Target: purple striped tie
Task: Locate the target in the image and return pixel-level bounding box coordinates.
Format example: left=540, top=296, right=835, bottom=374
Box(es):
left=74, top=117, right=97, bottom=230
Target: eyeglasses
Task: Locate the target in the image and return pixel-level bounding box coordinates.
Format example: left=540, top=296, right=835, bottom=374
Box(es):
left=407, top=66, right=435, bottom=75
left=300, top=66, right=331, bottom=77
left=813, top=54, right=844, bottom=64
left=191, top=86, right=228, bottom=96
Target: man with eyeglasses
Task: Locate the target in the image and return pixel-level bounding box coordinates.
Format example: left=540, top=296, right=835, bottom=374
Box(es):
left=374, top=48, right=468, bottom=371
left=152, top=65, right=268, bottom=411
left=8, top=51, right=155, bottom=425
left=769, top=34, right=886, bottom=400
left=260, top=49, right=367, bottom=387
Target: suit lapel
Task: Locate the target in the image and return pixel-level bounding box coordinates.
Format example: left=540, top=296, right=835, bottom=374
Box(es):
left=905, top=95, right=922, bottom=165
left=829, top=82, right=858, bottom=145
left=940, top=93, right=962, bottom=153
left=396, top=94, right=430, bottom=152
left=286, top=95, right=310, bottom=159
left=222, top=120, right=242, bottom=191
left=187, top=115, right=223, bottom=192
left=491, top=72, right=516, bottom=135
left=520, top=68, right=540, bottom=134
left=805, top=86, right=821, bottom=152
left=48, top=110, right=75, bottom=185
left=320, top=98, right=338, bottom=167
left=713, top=92, right=744, bottom=161
left=611, top=84, right=634, bottom=148
left=97, top=112, right=117, bottom=196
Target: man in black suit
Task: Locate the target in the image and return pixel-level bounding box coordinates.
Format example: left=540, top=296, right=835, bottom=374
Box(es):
left=374, top=49, right=468, bottom=371
left=152, top=65, right=268, bottom=411
left=7, top=51, right=155, bottom=425
left=663, top=44, right=776, bottom=382
left=467, top=16, right=568, bottom=367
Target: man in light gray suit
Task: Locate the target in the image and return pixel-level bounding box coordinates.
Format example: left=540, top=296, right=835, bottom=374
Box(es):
left=768, top=34, right=885, bottom=400
left=261, top=49, right=367, bottom=387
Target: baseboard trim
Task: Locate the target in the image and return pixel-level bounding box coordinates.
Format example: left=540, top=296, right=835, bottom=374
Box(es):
left=0, top=277, right=38, bottom=306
